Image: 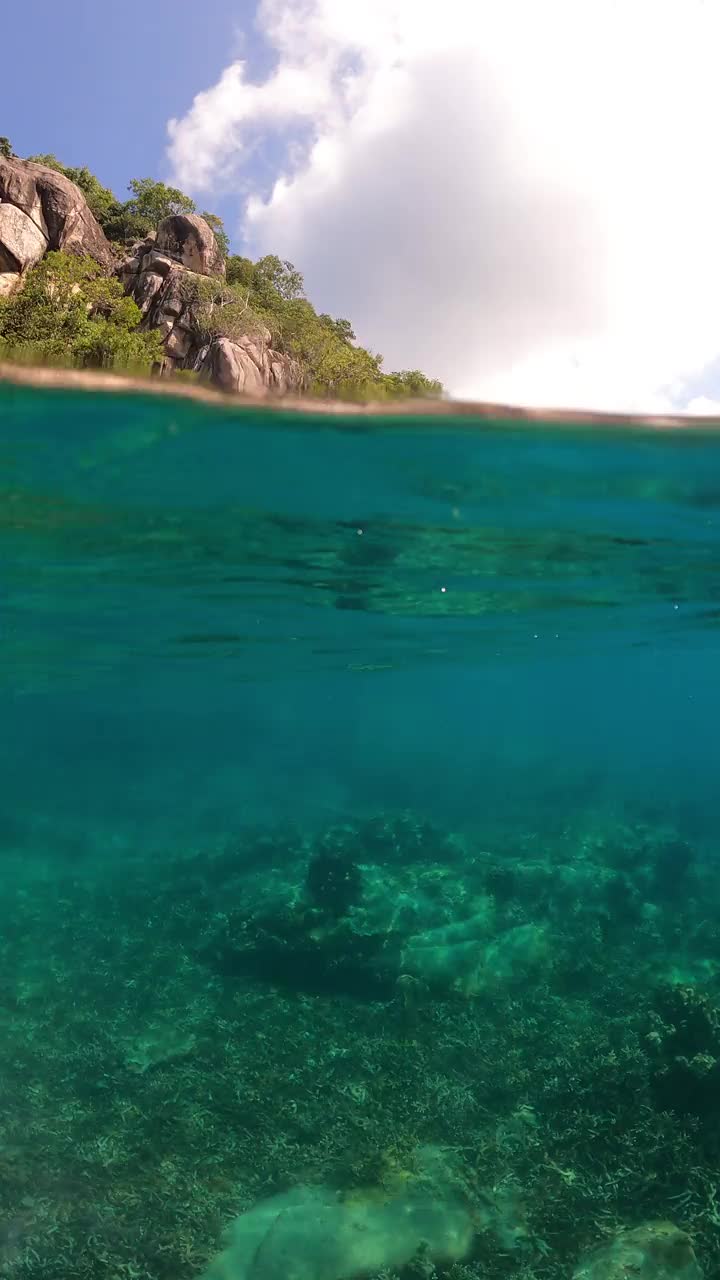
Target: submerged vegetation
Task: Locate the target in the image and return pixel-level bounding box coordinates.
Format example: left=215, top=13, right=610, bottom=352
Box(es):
left=2, top=806, right=720, bottom=1279
left=0, top=142, right=443, bottom=399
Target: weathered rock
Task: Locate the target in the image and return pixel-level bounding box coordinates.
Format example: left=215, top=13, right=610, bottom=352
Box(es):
left=0, top=157, right=113, bottom=268
left=573, top=1223, right=702, bottom=1280
left=196, top=335, right=267, bottom=395
left=202, top=1147, right=474, bottom=1280
left=155, top=213, right=225, bottom=278
left=0, top=271, right=21, bottom=297
left=118, top=241, right=303, bottom=395
left=194, top=336, right=302, bottom=397
left=0, top=203, right=48, bottom=274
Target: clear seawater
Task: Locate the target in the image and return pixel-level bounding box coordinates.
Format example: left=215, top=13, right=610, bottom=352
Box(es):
left=2, top=382, right=720, bottom=1280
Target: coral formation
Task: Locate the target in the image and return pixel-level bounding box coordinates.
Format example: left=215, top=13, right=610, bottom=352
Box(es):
left=1, top=808, right=719, bottom=1280
left=202, top=1147, right=474, bottom=1280
left=573, top=1222, right=702, bottom=1280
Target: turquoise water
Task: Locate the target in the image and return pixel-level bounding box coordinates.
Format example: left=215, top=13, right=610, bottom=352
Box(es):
left=2, top=383, right=720, bottom=1279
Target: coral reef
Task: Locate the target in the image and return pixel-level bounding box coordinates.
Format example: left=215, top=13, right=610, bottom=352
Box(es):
left=1, top=808, right=720, bottom=1280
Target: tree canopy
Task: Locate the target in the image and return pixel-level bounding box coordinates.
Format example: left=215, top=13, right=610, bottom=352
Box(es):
left=220, top=253, right=443, bottom=399
left=0, top=252, right=163, bottom=371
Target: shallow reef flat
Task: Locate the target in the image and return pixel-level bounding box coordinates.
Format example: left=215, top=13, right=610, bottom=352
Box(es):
left=1, top=809, right=720, bottom=1280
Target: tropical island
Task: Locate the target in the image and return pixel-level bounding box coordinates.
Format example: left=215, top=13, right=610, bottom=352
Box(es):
left=0, top=137, right=443, bottom=401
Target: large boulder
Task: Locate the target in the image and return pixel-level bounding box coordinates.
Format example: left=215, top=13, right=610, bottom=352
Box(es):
left=155, top=213, right=225, bottom=278
left=0, top=203, right=47, bottom=274
left=195, top=335, right=303, bottom=397
left=573, top=1223, right=702, bottom=1280
left=118, top=236, right=303, bottom=395
left=0, top=156, right=113, bottom=268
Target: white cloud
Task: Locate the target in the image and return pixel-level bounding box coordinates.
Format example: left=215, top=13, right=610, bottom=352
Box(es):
left=682, top=396, right=720, bottom=416
left=168, top=0, right=720, bottom=410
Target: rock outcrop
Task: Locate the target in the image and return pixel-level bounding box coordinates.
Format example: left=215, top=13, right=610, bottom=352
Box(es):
left=0, top=203, right=47, bottom=293
left=0, top=158, right=302, bottom=395
left=0, top=156, right=114, bottom=294
left=156, top=213, right=225, bottom=278
left=573, top=1223, right=702, bottom=1280
left=196, top=334, right=302, bottom=395
left=119, top=218, right=303, bottom=395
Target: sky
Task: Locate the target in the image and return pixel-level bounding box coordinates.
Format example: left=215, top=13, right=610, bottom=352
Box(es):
left=5, top=0, right=720, bottom=412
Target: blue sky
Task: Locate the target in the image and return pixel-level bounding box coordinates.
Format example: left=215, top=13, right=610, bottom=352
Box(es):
left=2, top=0, right=265, bottom=243
left=5, top=0, right=720, bottom=410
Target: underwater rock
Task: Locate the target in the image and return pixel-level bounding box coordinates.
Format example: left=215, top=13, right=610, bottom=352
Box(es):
left=646, top=983, right=720, bottom=1119
left=200, top=1146, right=474, bottom=1280
left=198, top=818, right=557, bottom=1001
left=573, top=1222, right=702, bottom=1280
left=203, top=906, right=394, bottom=1001
left=120, top=1021, right=197, bottom=1073
left=401, top=917, right=549, bottom=997
left=306, top=849, right=363, bottom=918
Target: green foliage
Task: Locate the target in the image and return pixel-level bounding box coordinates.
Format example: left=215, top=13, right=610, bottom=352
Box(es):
left=2, top=149, right=443, bottom=396
left=201, top=212, right=230, bottom=259
left=319, top=314, right=356, bottom=343
left=253, top=254, right=305, bottom=304
left=100, top=178, right=202, bottom=246
left=226, top=255, right=256, bottom=289
left=27, top=154, right=116, bottom=226
left=221, top=254, right=443, bottom=398
left=126, top=177, right=196, bottom=229
left=180, top=274, right=268, bottom=346
left=0, top=251, right=162, bottom=371
left=384, top=369, right=445, bottom=397
left=275, top=297, right=386, bottom=397
left=101, top=207, right=154, bottom=247
left=0, top=136, right=15, bottom=159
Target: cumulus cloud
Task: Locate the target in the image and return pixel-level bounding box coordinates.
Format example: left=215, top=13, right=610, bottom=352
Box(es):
left=168, top=0, right=720, bottom=410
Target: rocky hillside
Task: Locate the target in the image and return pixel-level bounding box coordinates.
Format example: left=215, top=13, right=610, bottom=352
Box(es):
left=0, top=155, right=302, bottom=395
left=0, top=156, right=113, bottom=283
left=0, top=151, right=442, bottom=399
left=118, top=214, right=302, bottom=395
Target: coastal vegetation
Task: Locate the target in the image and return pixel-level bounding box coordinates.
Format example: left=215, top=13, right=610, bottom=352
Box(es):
left=0, top=143, right=443, bottom=400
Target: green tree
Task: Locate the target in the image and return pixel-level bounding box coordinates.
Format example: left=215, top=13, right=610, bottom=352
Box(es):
left=0, top=252, right=162, bottom=371
left=253, top=255, right=305, bottom=304
left=27, top=154, right=118, bottom=228
left=62, top=166, right=116, bottom=225
left=0, top=137, right=14, bottom=159
left=201, top=211, right=230, bottom=259
left=226, top=255, right=256, bottom=289
left=126, top=177, right=196, bottom=228
left=101, top=206, right=155, bottom=246
left=385, top=369, right=444, bottom=398
left=179, top=275, right=268, bottom=347
left=319, top=314, right=356, bottom=343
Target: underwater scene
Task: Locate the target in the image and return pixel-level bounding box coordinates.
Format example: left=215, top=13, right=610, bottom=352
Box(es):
left=2, top=381, right=720, bottom=1280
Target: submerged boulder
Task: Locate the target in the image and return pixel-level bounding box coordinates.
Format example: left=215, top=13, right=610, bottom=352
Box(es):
left=201, top=1146, right=474, bottom=1280
left=573, top=1223, right=702, bottom=1280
